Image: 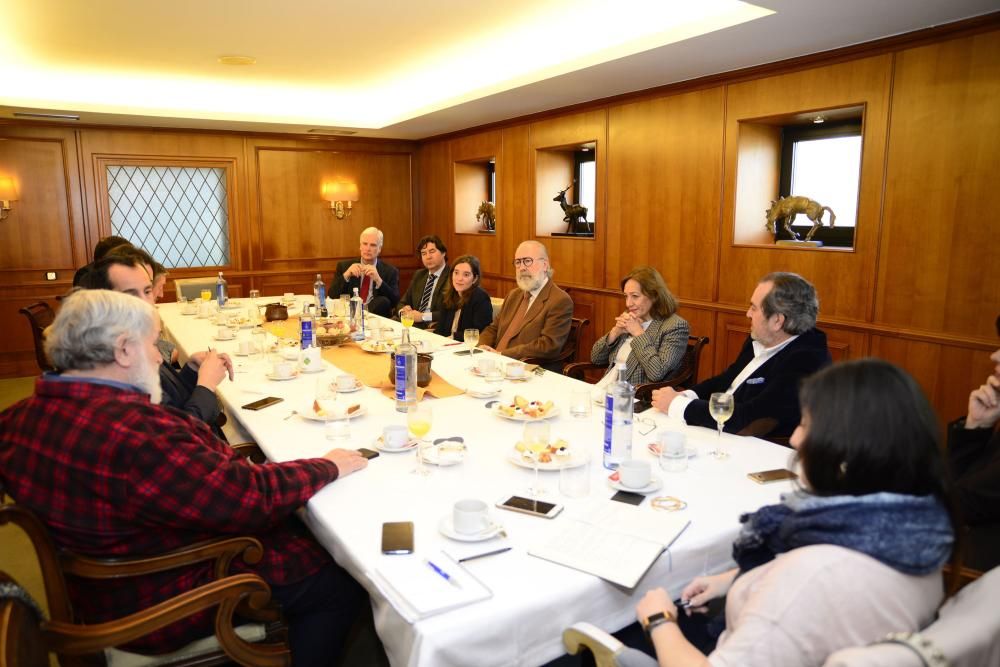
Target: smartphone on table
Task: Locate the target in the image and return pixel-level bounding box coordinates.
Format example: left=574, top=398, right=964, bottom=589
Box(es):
left=381, top=521, right=414, bottom=554
left=747, top=468, right=798, bottom=484
left=242, top=396, right=283, bottom=411
left=495, top=495, right=563, bottom=519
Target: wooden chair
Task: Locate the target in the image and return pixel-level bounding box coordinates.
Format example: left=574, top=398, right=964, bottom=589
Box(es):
left=173, top=278, right=220, bottom=302
left=564, top=335, right=710, bottom=403
left=17, top=302, right=56, bottom=373
left=522, top=317, right=590, bottom=373
left=0, top=503, right=290, bottom=667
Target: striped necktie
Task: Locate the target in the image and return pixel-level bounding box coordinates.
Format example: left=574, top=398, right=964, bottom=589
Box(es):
left=418, top=273, right=437, bottom=312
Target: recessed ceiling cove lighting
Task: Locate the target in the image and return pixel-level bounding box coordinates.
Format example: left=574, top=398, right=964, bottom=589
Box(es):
left=307, top=128, right=357, bottom=135
left=218, top=55, right=256, bottom=66
left=13, top=111, right=80, bottom=120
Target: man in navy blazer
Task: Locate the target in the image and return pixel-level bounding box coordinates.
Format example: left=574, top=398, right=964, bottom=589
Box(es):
left=329, top=227, right=400, bottom=317
left=652, top=272, right=831, bottom=438
left=395, top=234, right=451, bottom=328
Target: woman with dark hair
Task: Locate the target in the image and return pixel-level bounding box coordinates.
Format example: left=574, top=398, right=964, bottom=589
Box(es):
left=434, top=254, right=493, bottom=341
left=591, top=265, right=688, bottom=388
left=634, top=359, right=955, bottom=667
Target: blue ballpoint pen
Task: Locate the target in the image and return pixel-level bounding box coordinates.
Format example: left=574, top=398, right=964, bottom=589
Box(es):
left=425, top=559, right=463, bottom=589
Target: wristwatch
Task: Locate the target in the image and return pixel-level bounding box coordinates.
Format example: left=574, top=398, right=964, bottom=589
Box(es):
left=641, top=610, right=677, bottom=639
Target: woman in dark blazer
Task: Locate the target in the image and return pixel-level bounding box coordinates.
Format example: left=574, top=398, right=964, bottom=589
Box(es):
left=591, top=265, right=689, bottom=385
left=434, top=254, right=493, bottom=341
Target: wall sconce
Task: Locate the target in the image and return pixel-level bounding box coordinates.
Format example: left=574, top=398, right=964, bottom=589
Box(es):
left=322, top=181, right=359, bottom=219
left=0, top=176, right=18, bottom=221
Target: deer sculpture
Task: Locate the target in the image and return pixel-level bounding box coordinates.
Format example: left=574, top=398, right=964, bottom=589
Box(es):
left=554, top=185, right=590, bottom=234
left=765, top=195, right=836, bottom=243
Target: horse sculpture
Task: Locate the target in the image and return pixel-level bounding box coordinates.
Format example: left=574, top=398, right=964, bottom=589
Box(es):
left=476, top=201, right=496, bottom=231
left=554, top=185, right=590, bottom=234
left=765, top=195, right=836, bottom=243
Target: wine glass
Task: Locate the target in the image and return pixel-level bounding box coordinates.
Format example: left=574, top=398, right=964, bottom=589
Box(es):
left=408, top=403, right=433, bottom=476
left=464, top=328, right=480, bottom=356
left=708, top=392, right=734, bottom=459
left=523, top=421, right=551, bottom=497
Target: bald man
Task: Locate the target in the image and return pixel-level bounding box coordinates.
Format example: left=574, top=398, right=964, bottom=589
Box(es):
left=479, top=240, right=573, bottom=368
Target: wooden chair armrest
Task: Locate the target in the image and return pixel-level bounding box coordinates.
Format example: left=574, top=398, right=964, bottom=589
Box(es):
left=61, top=536, right=265, bottom=581
left=563, top=361, right=603, bottom=380
left=42, top=572, right=290, bottom=666
left=231, top=442, right=268, bottom=463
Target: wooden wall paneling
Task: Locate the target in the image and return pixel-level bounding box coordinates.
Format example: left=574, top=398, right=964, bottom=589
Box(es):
left=875, top=31, right=1000, bottom=339
left=870, top=335, right=996, bottom=423
left=731, top=122, right=781, bottom=245
left=719, top=55, right=893, bottom=322
left=415, top=140, right=452, bottom=254
left=605, top=88, right=725, bottom=299
left=528, top=110, right=607, bottom=288
left=449, top=131, right=502, bottom=274
left=497, top=125, right=531, bottom=279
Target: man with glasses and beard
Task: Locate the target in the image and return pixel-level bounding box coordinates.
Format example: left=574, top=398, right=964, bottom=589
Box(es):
left=478, top=240, right=573, bottom=367
left=0, top=290, right=368, bottom=665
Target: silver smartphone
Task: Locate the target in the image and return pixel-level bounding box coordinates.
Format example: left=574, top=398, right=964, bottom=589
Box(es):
left=496, top=495, right=564, bottom=519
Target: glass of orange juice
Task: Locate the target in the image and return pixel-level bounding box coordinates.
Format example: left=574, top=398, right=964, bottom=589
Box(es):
left=408, top=403, right=432, bottom=476
left=200, top=289, right=212, bottom=301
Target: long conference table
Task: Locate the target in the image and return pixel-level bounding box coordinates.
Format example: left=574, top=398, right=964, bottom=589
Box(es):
left=159, top=299, right=795, bottom=667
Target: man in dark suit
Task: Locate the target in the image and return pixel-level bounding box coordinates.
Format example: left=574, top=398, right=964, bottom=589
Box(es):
left=396, top=234, right=451, bottom=328
left=479, top=240, right=573, bottom=367
left=329, top=227, right=399, bottom=317
left=652, top=272, right=831, bottom=438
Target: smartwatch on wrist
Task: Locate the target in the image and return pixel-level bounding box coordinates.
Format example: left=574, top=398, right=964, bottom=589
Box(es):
left=641, top=610, right=676, bottom=639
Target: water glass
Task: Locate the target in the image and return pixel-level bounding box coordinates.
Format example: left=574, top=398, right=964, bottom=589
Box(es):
left=569, top=389, right=592, bottom=418
left=559, top=454, right=591, bottom=498
left=658, top=430, right=688, bottom=473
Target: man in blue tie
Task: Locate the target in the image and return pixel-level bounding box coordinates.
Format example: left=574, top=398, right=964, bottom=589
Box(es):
left=396, top=235, right=451, bottom=328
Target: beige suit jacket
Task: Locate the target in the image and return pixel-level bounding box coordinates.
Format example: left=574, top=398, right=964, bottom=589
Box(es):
left=479, top=280, right=573, bottom=362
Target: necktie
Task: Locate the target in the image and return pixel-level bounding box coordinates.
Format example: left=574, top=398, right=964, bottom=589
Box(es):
left=360, top=273, right=371, bottom=303
left=418, top=273, right=437, bottom=312
left=496, top=291, right=531, bottom=353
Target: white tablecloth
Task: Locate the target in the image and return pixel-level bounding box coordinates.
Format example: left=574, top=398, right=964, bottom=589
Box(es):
left=159, top=299, right=796, bottom=667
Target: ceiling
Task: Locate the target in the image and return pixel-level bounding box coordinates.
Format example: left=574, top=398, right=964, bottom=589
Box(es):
left=0, top=0, right=995, bottom=140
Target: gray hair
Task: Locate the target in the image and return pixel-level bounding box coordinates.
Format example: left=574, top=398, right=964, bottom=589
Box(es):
left=45, top=289, right=157, bottom=371
left=360, top=227, right=384, bottom=248
left=760, top=272, right=819, bottom=334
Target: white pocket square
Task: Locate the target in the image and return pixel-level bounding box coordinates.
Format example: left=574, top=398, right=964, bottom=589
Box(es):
left=746, top=377, right=765, bottom=385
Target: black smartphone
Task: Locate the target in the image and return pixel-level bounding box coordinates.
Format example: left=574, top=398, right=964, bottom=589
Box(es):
left=495, top=495, right=563, bottom=519
left=242, top=396, right=283, bottom=411
left=381, top=521, right=414, bottom=554
left=611, top=490, right=646, bottom=506
left=357, top=448, right=380, bottom=460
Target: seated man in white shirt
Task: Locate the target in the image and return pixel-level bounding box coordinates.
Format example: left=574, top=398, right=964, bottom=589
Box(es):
left=652, top=272, right=831, bottom=438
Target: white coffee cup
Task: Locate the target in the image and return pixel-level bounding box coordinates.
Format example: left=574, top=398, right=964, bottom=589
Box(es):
left=506, top=361, right=525, bottom=378
left=280, top=346, right=300, bottom=361
left=336, top=373, right=357, bottom=391
left=476, top=356, right=496, bottom=374
left=283, top=292, right=295, bottom=303
left=238, top=340, right=252, bottom=355
left=619, top=460, right=652, bottom=489
left=182, top=302, right=197, bottom=315
left=453, top=499, right=490, bottom=535
left=197, top=303, right=212, bottom=318
left=216, top=326, right=233, bottom=340
left=658, top=431, right=688, bottom=473
left=272, top=361, right=294, bottom=378
left=382, top=424, right=409, bottom=449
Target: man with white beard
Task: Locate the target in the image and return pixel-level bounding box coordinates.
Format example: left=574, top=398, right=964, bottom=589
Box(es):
left=0, top=289, right=369, bottom=665
left=478, top=239, right=574, bottom=368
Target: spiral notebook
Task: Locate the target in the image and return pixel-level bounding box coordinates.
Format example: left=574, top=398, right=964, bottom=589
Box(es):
left=370, top=551, right=493, bottom=622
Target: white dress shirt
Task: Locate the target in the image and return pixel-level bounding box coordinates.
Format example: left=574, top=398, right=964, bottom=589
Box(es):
left=420, top=265, right=447, bottom=322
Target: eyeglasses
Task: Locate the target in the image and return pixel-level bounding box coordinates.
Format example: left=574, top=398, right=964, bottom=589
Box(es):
left=512, top=257, right=537, bottom=268
left=635, top=417, right=657, bottom=436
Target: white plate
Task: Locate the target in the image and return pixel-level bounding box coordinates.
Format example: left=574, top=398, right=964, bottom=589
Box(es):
left=507, top=448, right=588, bottom=471
left=469, top=366, right=532, bottom=382
left=334, top=380, right=364, bottom=393
left=180, top=310, right=198, bottom=316
left=360, top=340, right=395, bottom=353
left=220, top=302, right=243, bottom=310
left=298, top=362, right=327, bottom=374
left=438, top=516, right=504, bottom=542
left=647, top=443, right=698, bottom=458
left=265, top=371, right=300, bottom=381
left=491, top=404, right=559, bottom=421
left=234, top=347, right=261, bottom=357
left=608, top=476, right=663, bottom=495
left=420, top=443, right=465, bottom=466
left=373, top=436, right=419, bottom=452
left=212, top=335, right=237, bottom=342
left=299, top=403, right=367, bottom=422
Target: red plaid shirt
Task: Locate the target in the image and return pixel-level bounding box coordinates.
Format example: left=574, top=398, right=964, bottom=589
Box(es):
left=0, top=376, right=340, bottom=653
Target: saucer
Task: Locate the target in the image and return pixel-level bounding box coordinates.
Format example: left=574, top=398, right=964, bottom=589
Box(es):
left=647, top=443, right=698, bottom=458
left=180, top=310, right=197, bottom=316
left=266, top=371, right=299, bottom=381
left=438, top=516, right=503, bottom=542
left=299, top=403, right=367, bottom=421
left=212, top=335, right=236, bottom=342
left=466, top=386, right=501, bottom=398
left=234, top=347, right=260, bottom=357
left=373, top=435, right=418, bottom=452
left=608, top=476, right=663, bottom=494
left=298, top=361, right=326, bottom=374
left=420, top=443, right=465, bottom=466
left=336, top=381, right=363, bottom=393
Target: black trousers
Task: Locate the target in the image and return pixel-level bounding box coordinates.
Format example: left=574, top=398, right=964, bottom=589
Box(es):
left=269, top=563, right=366, bottom=667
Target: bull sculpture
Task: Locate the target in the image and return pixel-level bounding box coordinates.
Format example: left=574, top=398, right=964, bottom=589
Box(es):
left=765, top=196, right=836, bottom=243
